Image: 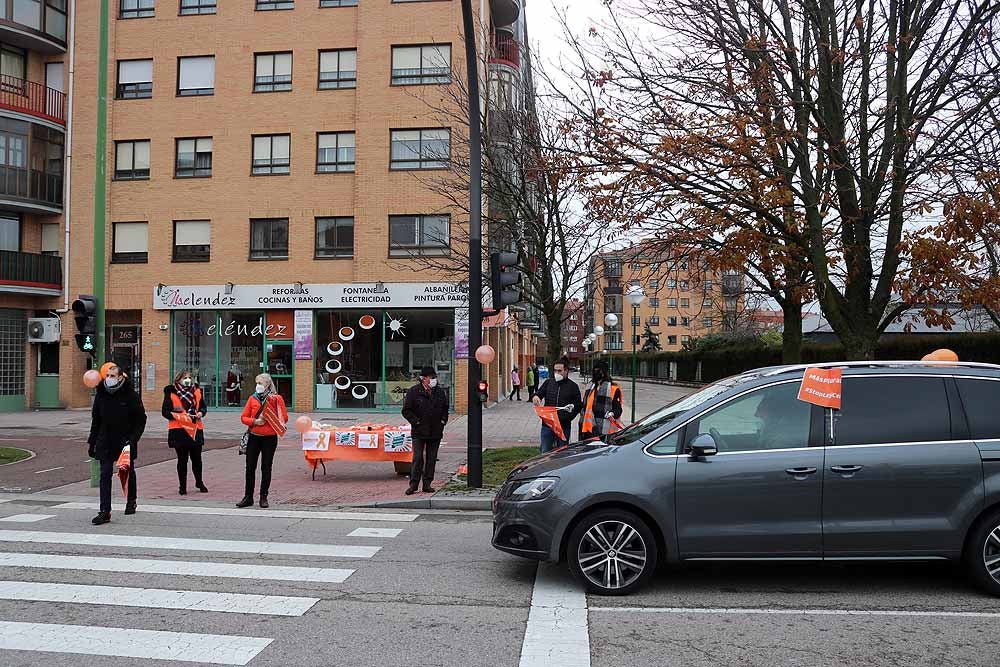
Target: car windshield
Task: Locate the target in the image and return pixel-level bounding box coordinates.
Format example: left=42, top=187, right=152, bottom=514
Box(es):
left=606, top=374, right=752, bottom=445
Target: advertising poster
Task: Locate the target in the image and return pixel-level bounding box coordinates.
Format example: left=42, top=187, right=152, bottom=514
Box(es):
left=455, top=308, right=469, bottom=357
left=294, top=310, right=313, bottom=360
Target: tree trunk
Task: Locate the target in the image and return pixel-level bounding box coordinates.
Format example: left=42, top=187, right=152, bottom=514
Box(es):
left=841, top=335, right=878, bottom=361
left=544, top=308, right=564, bottom=363
left=781, top=299, right=803, bottom=364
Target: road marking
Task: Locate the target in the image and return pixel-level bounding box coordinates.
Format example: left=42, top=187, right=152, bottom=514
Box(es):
left=0, top=580, right=318, bottom=616
left=590, top=606, right=1000, bottom=619
left=0, top=514, right=54, bottom=523
left=519, top=563, right=590, bottom=667
left=0, top=500, right=9, bottom=504
left=0, top=621, right=272, bottom=665
left=33, top=466, right=63, bottom=474
left=51, top=502, right=417, bottom=523
left=0, top=551, right=355, bottom=583
left=0, top=530, right=380, bottom=558
left=348, top=527, right=402, bottom=538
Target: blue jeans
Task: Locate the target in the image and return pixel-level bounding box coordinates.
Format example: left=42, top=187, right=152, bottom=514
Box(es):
left=540, top=425, right=567, bottom=453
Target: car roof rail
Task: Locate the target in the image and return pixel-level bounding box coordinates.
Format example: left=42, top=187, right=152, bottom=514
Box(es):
left=760, top=360, right=1000, bottom=377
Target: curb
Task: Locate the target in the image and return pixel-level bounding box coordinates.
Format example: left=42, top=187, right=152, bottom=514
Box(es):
left=364, top=495, right=493, bottom=511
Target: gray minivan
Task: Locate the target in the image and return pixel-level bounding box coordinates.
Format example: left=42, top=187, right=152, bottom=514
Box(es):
left=492, top=362, right=1000, bottom=595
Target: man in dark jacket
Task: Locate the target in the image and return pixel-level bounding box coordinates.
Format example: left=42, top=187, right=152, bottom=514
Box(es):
left=87, top=364, right=147, bottom=525
left=531, top=357, right=582, bottom=453
left=401, top=366, right=449, bottom=495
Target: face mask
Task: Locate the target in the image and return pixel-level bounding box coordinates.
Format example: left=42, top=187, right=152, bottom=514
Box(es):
left=554, top=373, right=565, bottom=382
left=429, top=379, right=438, bottom=388
left=104, top=377, right=119, bottom=389
left=182, top=378, right=193, bottom=387
left=255, top=383, right=267, bottom=394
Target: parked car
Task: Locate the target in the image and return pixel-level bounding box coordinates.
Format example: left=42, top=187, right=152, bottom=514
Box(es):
left=492, top=361, right=1000, bottom=595
left=536, top=365, right=549, bottom=381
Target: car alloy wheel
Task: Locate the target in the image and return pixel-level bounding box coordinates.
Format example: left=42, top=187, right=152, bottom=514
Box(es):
left=983, top=523, right=1000, bottom=586
left=568, top=509, right=657, bottom=595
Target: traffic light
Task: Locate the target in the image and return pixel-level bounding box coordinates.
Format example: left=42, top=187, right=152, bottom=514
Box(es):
left=490, top=251, right=521, bottom=311
left=478, top=381, right=489, bottom=403
left=71, top=295, right=98, bottom=356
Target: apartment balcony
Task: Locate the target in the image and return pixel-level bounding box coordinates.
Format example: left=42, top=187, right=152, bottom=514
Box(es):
left=490, top=0, right=521, bottom=28
left=722, top=274, right=742, bottom=296
left=0, top=164, right=63, bottom=213
left=0, top=249, right=62, bottom=296
left=0, top=2, right=68, bottom=54
left=489, top=30, right=520, bottom=70
left=0, top=75, right=66, bottom=127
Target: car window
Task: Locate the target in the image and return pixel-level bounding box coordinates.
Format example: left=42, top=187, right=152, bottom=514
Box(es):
left=647, top=431, right=679, bottom=456
left=685, top=382, right=810, bottom=453
left=956, top=378, right=1000, bottom=440
left=834, top=376, right=951, bottom=445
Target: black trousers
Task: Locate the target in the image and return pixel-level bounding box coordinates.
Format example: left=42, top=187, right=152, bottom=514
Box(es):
left=409, top=438, right=441, bottom=488
left=244, top=433, right=278, bottom=498
left=174, top=443, right=204, bottom=489
left=99, top=459, right=136, bottom=513
left=508, top=385, right=522, bottom=400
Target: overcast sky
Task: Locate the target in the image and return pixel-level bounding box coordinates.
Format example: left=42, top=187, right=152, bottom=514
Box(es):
left=526, top=0, right=608, bottom=77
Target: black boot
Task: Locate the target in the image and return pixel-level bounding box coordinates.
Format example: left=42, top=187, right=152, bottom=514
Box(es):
left=422, top=484, right=436, bottom=494
left=236, top=496, right=253, bottom=508
left=92, top=512, right=111, bottom=525
left=259, top=495, right=269, bottom=509
left=179, top=486, right=187, bottom=495
left=196, top=482, right=208, bottom=493
left=124, top=502, right=136, bottom=515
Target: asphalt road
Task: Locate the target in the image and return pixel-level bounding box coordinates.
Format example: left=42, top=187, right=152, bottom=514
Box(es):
left=0, top=495, right=997, bottom=667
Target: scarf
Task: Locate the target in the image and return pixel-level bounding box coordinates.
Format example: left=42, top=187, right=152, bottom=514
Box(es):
left=175, top=383, right=197, bottom=415
left=584, top=381, right=621, bottom=437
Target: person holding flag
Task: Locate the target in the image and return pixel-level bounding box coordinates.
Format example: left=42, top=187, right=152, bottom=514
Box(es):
left=237, top=373, right=288, bottom=509
left=531, top=357, right=582, bottom=453
left=579, top=361, right=624, bottom=442
left=162, top=369, right=209, bottom=496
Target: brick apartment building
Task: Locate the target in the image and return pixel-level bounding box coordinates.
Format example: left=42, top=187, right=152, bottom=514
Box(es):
left=0, top=0, right=535, bottom=414
left=562, top=298, right=584, bottom=362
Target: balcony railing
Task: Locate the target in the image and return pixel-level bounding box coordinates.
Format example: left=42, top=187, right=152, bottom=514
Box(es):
left=0, top=75, right=66, bottom=125
left=722, top=275, right=742, bottom=295
left=489, top=31, right=520, bottom=70
left=0, top=165, right=63, bottom=209
left=0, top=250, right=62, bottom=292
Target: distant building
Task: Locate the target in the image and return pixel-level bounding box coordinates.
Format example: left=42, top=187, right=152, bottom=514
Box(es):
left=562, top=299, right=585, bottom=362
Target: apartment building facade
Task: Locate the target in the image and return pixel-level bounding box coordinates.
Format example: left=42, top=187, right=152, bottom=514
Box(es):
left=1, top=0, right=532, bottom=414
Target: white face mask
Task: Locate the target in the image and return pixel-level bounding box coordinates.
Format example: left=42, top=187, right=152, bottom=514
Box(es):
left=255, top=383, right=267, bottom=394
left=429, top=379, right=438, bottom=388
left=104, top=376, right=120, bottom=389
left=554, top=373, right=565, bottom=382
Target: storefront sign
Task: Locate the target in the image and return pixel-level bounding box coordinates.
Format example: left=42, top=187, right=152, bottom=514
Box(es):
left=153, top=283, right=469, bottom=310
left=455, top=308, right=469, bottom=357
left=294, top=311, right=313, bottom=360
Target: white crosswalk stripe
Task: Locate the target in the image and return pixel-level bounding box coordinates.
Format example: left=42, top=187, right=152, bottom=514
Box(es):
left=348, top=527, right=403, bottom=538
left=0, top=514, right=54, bottom=523
left=52, top=501, right=418, bottom=522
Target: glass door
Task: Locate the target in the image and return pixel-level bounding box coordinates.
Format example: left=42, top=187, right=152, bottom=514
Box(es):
left=265, top=341, right=293, bottom=407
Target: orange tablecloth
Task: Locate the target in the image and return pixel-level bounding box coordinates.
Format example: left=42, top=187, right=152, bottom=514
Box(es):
left=302, top=423, right=412, bottom=468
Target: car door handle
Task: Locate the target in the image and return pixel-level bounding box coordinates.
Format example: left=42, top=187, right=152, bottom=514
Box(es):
left=785, top=467, right=818, bottom=476
left=830, top=465, right=864, bottom=474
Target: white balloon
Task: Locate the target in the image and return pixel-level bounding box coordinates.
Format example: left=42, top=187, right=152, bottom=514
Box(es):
left=594, top=326, right=605, bottom=336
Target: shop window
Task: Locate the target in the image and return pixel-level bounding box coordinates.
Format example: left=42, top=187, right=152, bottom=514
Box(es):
left=318, top=50, right=356, bottom=89
left=112, top=221, right=148, bottom=263
left=250, top=218, right=289, bottom=260
left=315, top=310, right=383, bottom=409
left=315, top=217, right=353, bottom=258
left=173, top=220, right=210, bottom=262
left=391, top=44, right=451, bottom=85
left=172, top=311, right=265, bottom=409
left=389, top=214, right=449, bottom=256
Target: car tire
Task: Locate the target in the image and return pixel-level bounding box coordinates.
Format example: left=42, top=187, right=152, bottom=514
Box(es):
left=567, top=509, right=657, bottom=596
left=966, top=508, right=1000, bottom=596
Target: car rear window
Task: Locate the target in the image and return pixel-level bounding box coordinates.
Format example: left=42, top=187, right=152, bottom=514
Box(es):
left=957, top=378, right=1000, bottom=440
left=834, top=376, right=951, bottom=445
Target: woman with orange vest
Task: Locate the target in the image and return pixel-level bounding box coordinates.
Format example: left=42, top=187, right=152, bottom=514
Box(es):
left=161, top=369, right=208, bottom=495
left=579, top=361, right=624, bottom=442
left=237, top=373, right=288, bottom=509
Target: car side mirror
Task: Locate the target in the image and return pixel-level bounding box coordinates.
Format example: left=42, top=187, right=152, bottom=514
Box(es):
left=689, top=434, right=718, bottom=458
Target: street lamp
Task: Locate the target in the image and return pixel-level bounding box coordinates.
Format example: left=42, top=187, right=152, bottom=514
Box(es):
left=626, top=285, right=646, bottom=422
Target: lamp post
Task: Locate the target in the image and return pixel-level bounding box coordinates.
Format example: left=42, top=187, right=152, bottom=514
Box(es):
left=626, top=285, right=646, bottom=422
left=604, top=313, right=618, bottom=375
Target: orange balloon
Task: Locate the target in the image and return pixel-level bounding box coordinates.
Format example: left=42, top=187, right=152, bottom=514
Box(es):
left=99, top=362, right=117, bottom=379
left=82, top=370, right=101, bottom=388
left=921, top=348, right=959, bottom=362
left=294, top=415, right=313, bottom=433
left=475, top=345, right=496, bottom=365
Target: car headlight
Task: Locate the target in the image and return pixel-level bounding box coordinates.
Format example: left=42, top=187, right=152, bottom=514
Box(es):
left=507, top=477, right=558, bottom=501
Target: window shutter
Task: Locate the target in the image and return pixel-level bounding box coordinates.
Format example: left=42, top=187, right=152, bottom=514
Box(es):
left=179, top=56, right=215, bottom=90
left=175, top=221, right=210, bottom=246
left=114, top=222, right=149, bottom=253
left=119, top=59, right=152, bottom=83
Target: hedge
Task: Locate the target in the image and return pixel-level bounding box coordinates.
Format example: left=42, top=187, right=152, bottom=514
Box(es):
left=580, top=333, right=1000, bottom=385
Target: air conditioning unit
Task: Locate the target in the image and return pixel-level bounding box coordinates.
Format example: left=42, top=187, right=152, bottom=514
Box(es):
left=27, top=318, right=61, bottom=343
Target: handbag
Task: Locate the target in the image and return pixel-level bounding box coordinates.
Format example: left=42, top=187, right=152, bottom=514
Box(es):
left=238, top=395, right=270, bottom=456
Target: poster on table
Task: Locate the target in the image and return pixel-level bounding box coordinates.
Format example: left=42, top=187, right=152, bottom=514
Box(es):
left=335, top=431, right=356, bottom=447
left=383, top=429, right=413, bottom=453
left=357, top=432, right=379, bottom=449
left=302, top=430, right=330, bottom=451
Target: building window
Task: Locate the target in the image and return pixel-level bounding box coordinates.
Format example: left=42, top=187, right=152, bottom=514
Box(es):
left=254, top=52, right=292, bottom=92
left=389, top=214, right=449, bottom=257
left=252, top=134, right=290, bottom=175
left=650, top=279, right=659, bottom=289
left=569, top=347, right=578, bottom=353
left=390, top=128, right=449, bottom=169
left=667, top=279, right=676, bottom=289
left=668, top=335, right=677, bottom=345
left=112, top=221, right=148, bottom=263
left=180, top=0, right=215, bottom=14
left=630, top=262, right=641, bottom=270
left=175, top=137, right=212, bottom=177
left=250, top=218, right=289, bottom=259
left=681, top=298, right=689, bottom=308
left=648, top=316, right=660, bottom=326
left=680, top=280, right=689, bottom=290
left=320, top=0, right=356, bottom=7
left=703, top=297, right=713, bottom=306
left=702, top=316, right=713, bottom=328
left=256, top=0, right=292, bottom=9
left=119, top=0, right=154, bottom=19
left=668, top=316, right=677, bottom=326
left=315, top=216, right=354, bottom=258
left=703, top=280, right=714, bottom=293
left=0, top=45, right=26, bottom=87
left=114, top=139, right=150, bottom=180
left=316, top=132, right=355, bottom=172
left=40, top=223, right=60, bottom=255
left=568, top=325, right=578, bottom=331
left=680, top=260, right=689, bottom=270
left=667, top=298, right=676, bottom=308
left=173, top=220, right=210, bottom=262
left=116, top=59, right=152, bottom=99
left=177, top=56, right=214, bottom=96
left=391, top=45, right=451, bottom=85
left=318, top=49, right=356, bottom=89
left=681, top=335, right=690, bottom=343
left=649, top=298, right=660, bottom=308
left=681, top=316, right=690, bottom=326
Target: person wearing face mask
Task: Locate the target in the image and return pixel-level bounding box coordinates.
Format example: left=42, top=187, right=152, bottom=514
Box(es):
left=87, top=363, right=147, bottom=525
left=579, top=361, right=624, bottom=442
left=237, top=373, right=288, bottom=508
left=162, top=369, right=209, bottom=496
left=401, top=366, right=449, bottom=495
left=532, top=357, right=582, bottom=453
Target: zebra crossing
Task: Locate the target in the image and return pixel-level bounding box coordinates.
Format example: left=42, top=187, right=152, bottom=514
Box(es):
left=0, top=502, right=414, bottom=665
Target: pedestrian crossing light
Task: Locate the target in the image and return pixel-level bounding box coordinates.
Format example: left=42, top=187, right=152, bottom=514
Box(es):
left=71, top=295, right=98, bottom=356
left=478, top=381, right=489, bottom=403
left=490, top=251, right=521, bottom=311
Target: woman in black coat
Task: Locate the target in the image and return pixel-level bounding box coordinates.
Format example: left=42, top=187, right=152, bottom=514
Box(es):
left=87, top=364, right=146, bottom=525
left=162, top=369, right=208, bottom=496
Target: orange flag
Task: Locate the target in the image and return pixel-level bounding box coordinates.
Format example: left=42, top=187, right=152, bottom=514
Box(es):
left=797, top=367, right=843, bottom=409
left=534, top=405, right=566, bottom=441
left=175, top=412, right=198, bottom=440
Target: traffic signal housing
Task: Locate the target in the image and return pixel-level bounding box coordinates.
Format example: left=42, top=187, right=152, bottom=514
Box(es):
left=490, top=251, right=521, bottom=311
left=71, top=295, right=98, bottom=356
left=478, top=381, right=489, bottom=403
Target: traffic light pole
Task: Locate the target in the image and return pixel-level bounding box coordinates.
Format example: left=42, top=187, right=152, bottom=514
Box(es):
left=461, top=0, right=483, bottom=489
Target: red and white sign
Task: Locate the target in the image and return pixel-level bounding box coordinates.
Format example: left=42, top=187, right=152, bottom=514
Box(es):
left=797, top=367, right=843, bottom=409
